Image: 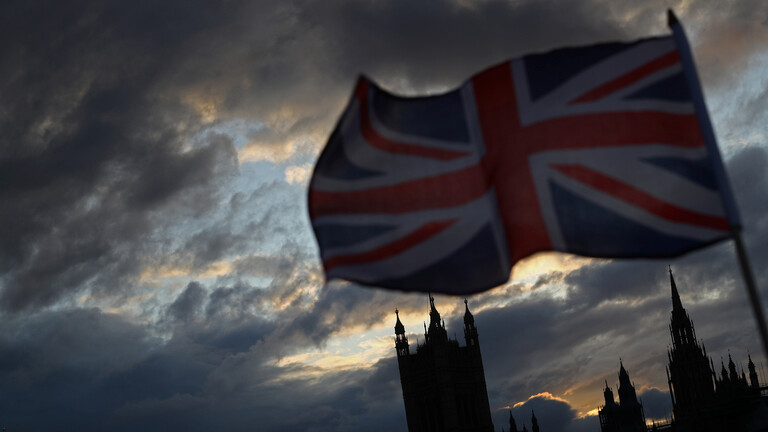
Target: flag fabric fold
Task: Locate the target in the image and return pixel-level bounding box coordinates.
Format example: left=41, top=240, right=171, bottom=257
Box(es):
left=308, top=34, right=738, bottom=294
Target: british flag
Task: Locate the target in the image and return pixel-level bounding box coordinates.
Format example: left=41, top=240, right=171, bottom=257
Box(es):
left=308, top=35, right=738, bottom=294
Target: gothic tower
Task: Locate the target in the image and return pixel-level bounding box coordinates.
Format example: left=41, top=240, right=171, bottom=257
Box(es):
left=618, top=362, right=646, bottom=431
left=596, top=269, right=768, bottom=431
left=748, top=354, right=760, bottom=389
left=666, top=268, right=716, bottom=430
left=395, top=309, right=409, bottom=358
left=599, top=363, right=646, bottom=432
left=394, top=296, right=494, bottom=432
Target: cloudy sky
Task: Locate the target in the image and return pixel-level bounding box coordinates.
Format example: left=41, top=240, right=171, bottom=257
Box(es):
left=2, top=0, right=768, bottom=431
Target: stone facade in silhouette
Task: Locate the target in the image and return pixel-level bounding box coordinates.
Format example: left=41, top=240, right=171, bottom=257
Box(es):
left=504, top=410, right=540, bottom=432
left=394, top=296, right=494, bottom=432
left=598, top=362, right=647, bottom=431
left=597, top=269, right=768, bottom=431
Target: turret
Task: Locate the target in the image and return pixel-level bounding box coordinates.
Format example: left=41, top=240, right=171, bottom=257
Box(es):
left=394, top=309, right=409, bottom=357
left=749, top=354, right=760, bottom=388
left=720, top=360, right=729, bottom=384
left=670, top=267, right=684, bottom=312
left=509, top=410, right=518, bottom=432
left=531, top=410, right=540, bottom=432
left=728, top=354, right=739, bottom=383
left=604, top=380, right=617, bottom=406
left=464, top=299, right=479, bottom=347
left=426, top=294, right=447, bottom=343
left=618, top=360, right=639, bottom=404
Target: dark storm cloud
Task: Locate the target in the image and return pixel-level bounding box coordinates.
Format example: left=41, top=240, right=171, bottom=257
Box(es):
left=2, top=0, right=765, bottom=313
left=166, top=181, right=310, bottom=279
left=0, top=306, right=377, bottom=431
left=564, top=261, right=665, bottom=306
left=0, top=1, right=241, bottom=311
left=306, top=0, right=628, bottom=90
left=165, top=281, right=206, bottom=323
left=457, top=294, right=668, bottom=400
left=639, top=388, right=673, bottom=420
left=0, top=282, right=412, bottom=431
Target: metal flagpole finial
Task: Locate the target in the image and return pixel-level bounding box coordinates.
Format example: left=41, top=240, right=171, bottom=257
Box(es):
left=667, top=9, right=679, bottom=28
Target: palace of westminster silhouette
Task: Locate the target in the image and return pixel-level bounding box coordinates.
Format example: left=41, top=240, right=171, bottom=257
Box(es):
left=393, top=270, right=768, bottom=432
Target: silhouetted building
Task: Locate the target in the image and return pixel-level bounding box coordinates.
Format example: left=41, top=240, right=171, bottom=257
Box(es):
left=509, top=410, right=518, bottom=432
left=599, top=363, right=647, bottom=432
left=531, top=410, right=540, bottom=432
left=597, top=269, right=768, bottom=432
left=504, top=409, right=541, bottom=432
left=394, top=296, right=494, bottom=432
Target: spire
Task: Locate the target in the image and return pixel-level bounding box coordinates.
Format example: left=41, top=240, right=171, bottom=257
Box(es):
left=618, top=360, right=639, bottom=405
left=394, top=309, right=410, bottom=357
left=464, top=298, right=475, bottom=326
left=619, top=360, right=630, bottom=384
left=728, top=353, right=739, bottom=382
left=428, top=293, right=441, bottom=327
left=749, top=353, right=760, bottom=388
left=720, top=359, right=729, bottom=382
left=426, top=294, right=447, bottom=342
left=463, top=298, right=480, bottom=347
left=670, top=267, right=684, bottom=312
left=668, top=268, right=698, bottom=349
left=394, top=309, right=405, bottom=335
left=531, top=410, right=540, bottom=432
left=604, top=380, right=616, bottom=406
left=509, top=410, right=518, bottom=432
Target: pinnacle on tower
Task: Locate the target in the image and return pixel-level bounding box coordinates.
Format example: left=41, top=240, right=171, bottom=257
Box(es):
left=428, top=294, right=441, bottom=327
left=618, top=360, right=640, bottom=405
left=670, top=267, right=684, bottom=312
left=509, top=410, right=518, bottom=432
left=464, top=298, right=475, bottom=325
left=668, top=268, right=698, bottom=349
left=394, top=309, right=410, bottom=357
left=619, top=359, right=631, bottom=386
left=748, top=353, right=760, bottom=388
left=394, top=309, right=405, bottom=335
left=720, top=359, right=729, bottom=382
left=728, top=353, right=739, bottom=382
left=604, top=380, right=616, bottom=406
left=425, top=294, right=448, bottom=342
left=464, top=298, right=480, bottom=347
left=531, top=409, right=540, bottom=432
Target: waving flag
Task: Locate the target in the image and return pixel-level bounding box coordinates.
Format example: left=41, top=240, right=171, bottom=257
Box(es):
left=308, top=31, right=740, bottom=294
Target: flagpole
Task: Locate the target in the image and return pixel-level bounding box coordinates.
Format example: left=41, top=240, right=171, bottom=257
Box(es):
left=732, top=228, right=768, bottom=359
left=668, top=9, right=768, bottom=359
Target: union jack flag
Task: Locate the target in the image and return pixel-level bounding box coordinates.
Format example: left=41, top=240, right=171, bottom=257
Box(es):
left=308, top=34, right=739, bottom=294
